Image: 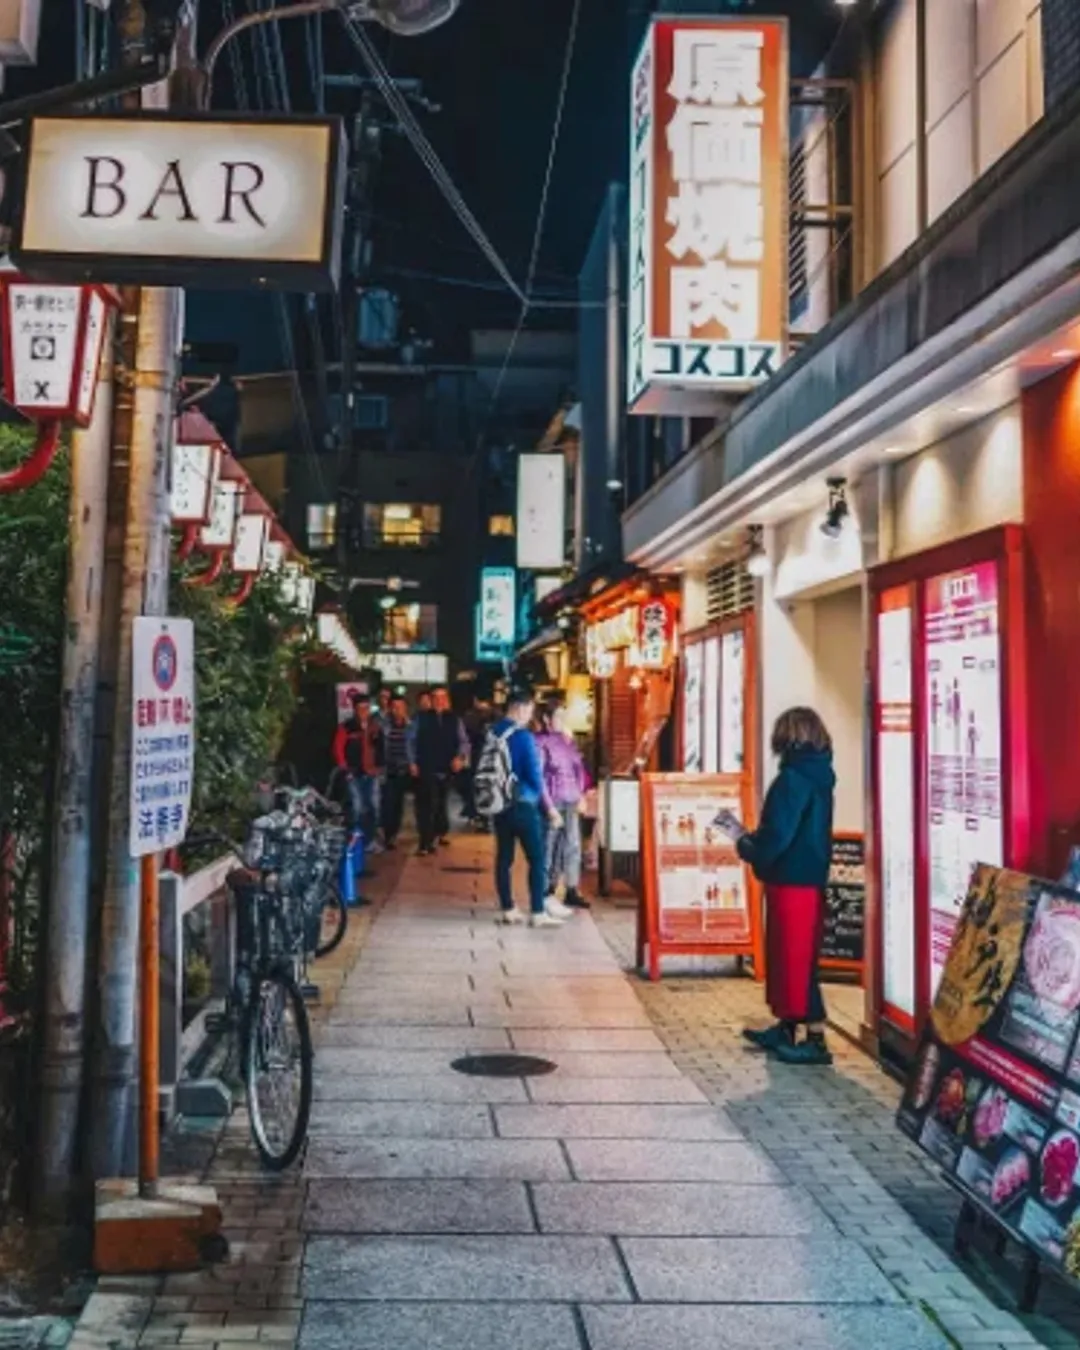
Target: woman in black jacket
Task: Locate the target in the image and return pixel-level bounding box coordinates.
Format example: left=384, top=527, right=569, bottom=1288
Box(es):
left=736, top=707, right=836, bottom=1066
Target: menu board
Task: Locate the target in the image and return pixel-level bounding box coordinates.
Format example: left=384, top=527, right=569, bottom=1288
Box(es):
left=645, top=775, right=751, bottom=946
left=924, top=562, right=1003, bottom=998
left=898, top=864, right=1080, bottom=1286
left=822, top=834, right=866, bottom=967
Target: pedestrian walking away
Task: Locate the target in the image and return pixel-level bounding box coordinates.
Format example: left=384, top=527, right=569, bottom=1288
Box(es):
left=728, top=705, right=836, bottom=1066
left=476, top=688, right=565, bottom=928
left=380, top=694, right=414, bottom=850
left=536, top=698, right=591, bottom=915
left=412, top=685, right=469, bottom=855
left=331, top=692, right=385, bottom=850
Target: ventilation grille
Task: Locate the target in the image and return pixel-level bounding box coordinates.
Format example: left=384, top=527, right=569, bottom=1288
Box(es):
left=706, top=560, right=755, bottom=624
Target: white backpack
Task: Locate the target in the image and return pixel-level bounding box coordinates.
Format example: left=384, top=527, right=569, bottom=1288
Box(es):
left=474, top=725, right=518, bottom=817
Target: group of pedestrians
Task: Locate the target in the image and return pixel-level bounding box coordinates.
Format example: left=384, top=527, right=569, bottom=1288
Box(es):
left=332, top=684, right=472, bottom=856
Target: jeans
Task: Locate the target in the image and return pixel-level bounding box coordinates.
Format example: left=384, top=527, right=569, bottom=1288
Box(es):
left=544, top=802, right=582, bottom=892
left=381, top=774, right=411, bottom=844
left=345, top=774, right=377, bottom=840
left=494, top=801, right=546, bottom=915
left=417, top=774, right=451, bottom=850
left=458, top=767, right=476, bottom=821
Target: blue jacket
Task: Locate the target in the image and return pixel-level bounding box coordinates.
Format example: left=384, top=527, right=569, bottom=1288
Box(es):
left=492, top=717, right=546, bottom=808
left=737, top=745, right=835, bottom=888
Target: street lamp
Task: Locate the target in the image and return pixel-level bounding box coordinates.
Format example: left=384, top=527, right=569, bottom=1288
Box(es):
left=363, top=0, right=460, bottom=35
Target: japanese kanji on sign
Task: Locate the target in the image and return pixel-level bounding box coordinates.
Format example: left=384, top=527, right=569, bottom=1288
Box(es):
left=628, top=17, right=788, bottom=412
left=130, top=617, right=195, bottom=857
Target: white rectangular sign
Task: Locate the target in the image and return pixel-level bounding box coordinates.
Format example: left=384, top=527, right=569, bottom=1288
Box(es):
left=16, top=113, right=345, bottom=289
left=516, top=453, right=566, bottom=571
left=6, top=283, right=81, bottom=412
left=130, top=617, right=195, bottom=857
left=170, top=442, right=217, bottom=524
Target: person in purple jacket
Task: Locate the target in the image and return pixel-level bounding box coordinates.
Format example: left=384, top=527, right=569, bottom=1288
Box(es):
left=536, top=699, right=591, bottom=913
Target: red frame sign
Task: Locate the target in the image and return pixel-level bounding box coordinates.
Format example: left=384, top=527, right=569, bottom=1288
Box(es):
left=637, top=772, right=765, bottom=981
left=868, top=525, right=1030, bottom=1059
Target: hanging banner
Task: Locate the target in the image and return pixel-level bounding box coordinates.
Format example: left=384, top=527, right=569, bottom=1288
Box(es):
left=516, top=453, right=566, bottom=571
left=476, top=566, right=516, bottom=663
left=628, top=17, right=788, bottom=413
left=130, top=617, right=195, bottom=857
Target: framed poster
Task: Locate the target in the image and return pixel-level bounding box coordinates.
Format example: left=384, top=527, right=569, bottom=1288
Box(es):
left=679, top=609, right=755, bottom=781
left=638, top=772, right=764, bottom=981
left=702, top=637, right=720, bottom=774
left=682, top=641, right=703, bottom=773
left=898, top=865, right=1080, bottom=1290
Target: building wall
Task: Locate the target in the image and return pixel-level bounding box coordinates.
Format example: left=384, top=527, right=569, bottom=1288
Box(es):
left=812, top=587, right=865, bottom=833
left=891, top=404, right=1024, bottom=558
left=876, top=0, right=1044, bottom=268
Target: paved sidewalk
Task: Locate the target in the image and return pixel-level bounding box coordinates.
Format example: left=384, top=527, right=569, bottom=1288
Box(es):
left=68, top=835, right=1080, bottom=1349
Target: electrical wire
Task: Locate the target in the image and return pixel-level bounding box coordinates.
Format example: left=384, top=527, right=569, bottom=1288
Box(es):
left=486, top=0, right=582, bottom=417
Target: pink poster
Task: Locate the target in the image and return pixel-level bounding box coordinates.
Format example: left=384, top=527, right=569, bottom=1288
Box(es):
left=924, top=561, right=1003, bottom=996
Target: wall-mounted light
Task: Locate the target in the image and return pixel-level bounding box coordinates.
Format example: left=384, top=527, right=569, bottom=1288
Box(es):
left=606, top=478, right=624, bottom=492
left=378, top=594, right=396, bottom=611
left=745, top=524, right=770, bottom=579
left=820, top=478, right=849, bottom=539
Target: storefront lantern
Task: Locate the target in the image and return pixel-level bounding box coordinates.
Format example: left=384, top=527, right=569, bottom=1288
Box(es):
left=637, top=597, right=676, bottom=670
left=0, top=276, right=116, bottom=494
left=171, top=408, right=226, bottom=557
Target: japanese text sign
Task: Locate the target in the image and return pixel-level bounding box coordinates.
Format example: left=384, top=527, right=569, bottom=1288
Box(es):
left=476, top=566, right=516, bottom=663
left=637, top=597, right=676, bottom=670
left=628, top=18, right=788, bottom=412
left=130, top=617, right=195, bottom=857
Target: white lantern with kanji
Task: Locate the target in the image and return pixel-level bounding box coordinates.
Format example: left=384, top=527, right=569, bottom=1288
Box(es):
left=1, top=279, right=112, bottom=427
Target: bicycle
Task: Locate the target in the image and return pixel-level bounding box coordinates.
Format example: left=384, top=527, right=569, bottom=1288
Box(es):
left=261, top=786, right=349, bottom=958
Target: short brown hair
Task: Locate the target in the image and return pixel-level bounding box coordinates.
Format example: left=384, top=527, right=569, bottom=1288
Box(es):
left=771, top=706, right=832, bottom=757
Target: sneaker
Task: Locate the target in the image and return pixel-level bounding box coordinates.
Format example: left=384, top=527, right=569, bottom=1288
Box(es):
left=367, top=840, right=385, bottom=855
left=564, top=890, right=591, bottom=910
left=545, top=897, right=574, bottom=919
left=741, top=1023, right=792, bottom=1052
left=529, top=912, right=566, bottom=929
left=774, top=1036, right=833, bottom=1067
left=496, top=908, right=525, bottom=926
left=417, top=846, right=436, bottom=857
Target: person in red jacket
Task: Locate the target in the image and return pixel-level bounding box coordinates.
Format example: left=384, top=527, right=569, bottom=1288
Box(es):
left=332, top=692, right=384, bottom=845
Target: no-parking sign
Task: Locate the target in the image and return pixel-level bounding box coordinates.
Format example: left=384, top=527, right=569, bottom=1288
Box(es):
left=130, top=617, right=195, bottom=857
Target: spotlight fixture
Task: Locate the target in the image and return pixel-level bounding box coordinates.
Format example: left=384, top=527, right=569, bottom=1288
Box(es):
left=820, top=478, right=849, bottom=540
left=378, top=594, right=396, bottom=611
left=606, top=477, right=624, bottom=493
left=745, top=524, right=770, bottom=579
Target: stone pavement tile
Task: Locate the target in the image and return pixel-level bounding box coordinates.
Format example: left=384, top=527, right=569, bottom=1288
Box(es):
left=537, top=1052, right=681, bottom=1079
left=302, top=1234, right=631, bottom=1302
left=507, top=1028, right=665, bottom=1052
left=581, top=1304, right=951, bottom=1350
left=532, top=1180, right=831, bottom=1236
left=307, top=1101, right=495, bottom=1139
left=303, top=1178, right=534, bottom=1235
left=526, top=1076, right=708, bottom=1104
left=619, top=1235, right=903, bottom=1304
left=298, top=1301, right=582, bottom=1350
left=493, top=1103, right=740, bottom=1140
left=471, top=1009, right=655, bottom=1029
left=566, top=1138, right=783, bottom=1183
left=313, top=1073, right=529, bottom=1104
left=304, top=1137, right=571, bottom=1181
left=317, top=1025, right=511, bottom=1050
left=324, top=1007, right=472, bottom=1028
left=316, top=1048, right=499, bottom=1075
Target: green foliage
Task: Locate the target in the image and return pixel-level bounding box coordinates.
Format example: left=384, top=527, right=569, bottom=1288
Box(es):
left=0, top=427, right=68, bottom=980
left=170, top=566, right=312, bottom=844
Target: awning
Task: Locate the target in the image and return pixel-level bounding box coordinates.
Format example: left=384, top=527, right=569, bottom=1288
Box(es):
left=515, top=625, right=564, bottom=661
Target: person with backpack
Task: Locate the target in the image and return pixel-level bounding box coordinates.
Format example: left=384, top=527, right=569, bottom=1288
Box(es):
left=476, top=688, right=564, bottom=928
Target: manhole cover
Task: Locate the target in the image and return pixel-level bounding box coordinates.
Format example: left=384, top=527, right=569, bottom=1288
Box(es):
left=451, top=1053, right=557, bottom=1078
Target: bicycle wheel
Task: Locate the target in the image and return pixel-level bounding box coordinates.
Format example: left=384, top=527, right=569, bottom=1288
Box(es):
left=314, top=882, right=348, bottom=959
left=244, top=970, right=313, bottom=1171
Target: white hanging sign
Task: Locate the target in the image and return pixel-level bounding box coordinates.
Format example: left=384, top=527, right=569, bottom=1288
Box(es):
left=130, top=616, right=195, bottom=857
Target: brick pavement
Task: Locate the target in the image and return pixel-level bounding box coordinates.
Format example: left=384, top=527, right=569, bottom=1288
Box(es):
left=65, top=834, right=1080, bottom=1349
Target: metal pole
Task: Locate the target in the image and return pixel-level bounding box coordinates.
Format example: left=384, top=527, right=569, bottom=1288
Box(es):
left=138, top=851, right=160, bottom=1197
left=34, top=319, right=115, bottom=1218
left=89, top=285, right=179, bottom=1180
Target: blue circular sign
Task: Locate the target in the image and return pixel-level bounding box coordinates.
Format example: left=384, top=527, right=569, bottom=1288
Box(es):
left=152, top=634, right=178, bottom=692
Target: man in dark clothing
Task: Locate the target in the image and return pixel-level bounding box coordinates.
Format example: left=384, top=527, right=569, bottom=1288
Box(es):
left=332, top=692, right=384, bottom=844
left=411, top=685, right=469, bottom=855
left=380, top=695, right=414, bottom=850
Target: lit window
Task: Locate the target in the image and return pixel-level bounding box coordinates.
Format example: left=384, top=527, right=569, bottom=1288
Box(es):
left=306, top=502, right=337, bottom=551
left=382, top=603, right=438, bottom=649
left=489, top=514, right=515, bottom=537
left=362, top=503, right=441, bottom=548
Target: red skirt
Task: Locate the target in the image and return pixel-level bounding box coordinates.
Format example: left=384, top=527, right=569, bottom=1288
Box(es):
left=765, top=885, right=826, bottom=1023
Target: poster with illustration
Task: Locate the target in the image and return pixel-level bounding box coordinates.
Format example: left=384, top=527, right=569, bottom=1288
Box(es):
left=924, top=562, right=1003, bottom=998
left=898, top=865, right=1080, bottom=1288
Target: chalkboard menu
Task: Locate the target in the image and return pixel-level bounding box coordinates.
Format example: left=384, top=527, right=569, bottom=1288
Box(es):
left=898, top=865, right=1080, bottom=1289
left=822, top=834, right=865, bottom=968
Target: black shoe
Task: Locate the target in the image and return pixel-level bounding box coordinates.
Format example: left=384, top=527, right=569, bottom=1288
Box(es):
left=774, top=1036, right=833, bottom=1066
left=741, top=1023, right=792, bottom=1052
left=565, top=891, right=591, bottom=910
left=438, top=836, right=451, bottom=847
left=384, top=840, right=397, bottom=852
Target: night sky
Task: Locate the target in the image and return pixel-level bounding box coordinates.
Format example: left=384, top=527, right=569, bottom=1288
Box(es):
left=5, top=0, right=846, bottom=370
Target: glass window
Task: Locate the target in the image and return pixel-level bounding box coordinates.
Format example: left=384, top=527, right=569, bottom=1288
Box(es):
left=382, top=603, right=438, bottom=650
left=306, top=502, right=337, bottom=551
left=362, top=503, right=441, bottom=548
left=489, top=514, right=515, bottom=537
